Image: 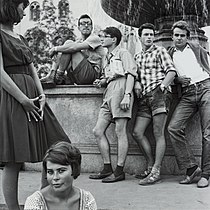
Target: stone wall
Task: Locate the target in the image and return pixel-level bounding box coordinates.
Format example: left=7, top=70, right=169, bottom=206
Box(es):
left=25, top=85, right=202, bottom=175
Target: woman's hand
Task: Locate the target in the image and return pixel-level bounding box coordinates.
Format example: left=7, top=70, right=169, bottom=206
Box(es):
left=21, top=97, right=42, bottom=122
left=38, top=94, right=46, bottom=120
left=120, top=94, right=131, bottom=111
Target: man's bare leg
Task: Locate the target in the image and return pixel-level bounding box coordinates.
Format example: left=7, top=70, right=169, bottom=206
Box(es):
left=56, top=51, right=84, bottom=84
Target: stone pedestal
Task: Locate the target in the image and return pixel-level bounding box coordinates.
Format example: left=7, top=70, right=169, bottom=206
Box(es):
left=25, top=85, right=202, bottom=175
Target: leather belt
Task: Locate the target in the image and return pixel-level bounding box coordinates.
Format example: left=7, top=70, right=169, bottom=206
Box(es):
left=5, top=65, right=31, bottom=75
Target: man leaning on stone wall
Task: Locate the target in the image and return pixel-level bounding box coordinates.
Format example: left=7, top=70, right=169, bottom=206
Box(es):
left=167, top=20, right=210, bottom=188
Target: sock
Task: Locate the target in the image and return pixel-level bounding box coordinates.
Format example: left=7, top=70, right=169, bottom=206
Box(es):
left=201, top=174, right=209, bottom=180
left=114, top=165, right=124, bottom=177
left=186, top=165, right=198, bottom=176
left=101, top=163, right=113, bottom=174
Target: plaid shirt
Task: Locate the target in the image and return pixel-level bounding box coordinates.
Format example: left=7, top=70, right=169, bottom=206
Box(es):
left=135, top=44, right=176, bottom=95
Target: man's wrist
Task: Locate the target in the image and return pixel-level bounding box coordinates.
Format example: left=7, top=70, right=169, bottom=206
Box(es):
left=124, top=93, right=131, bottom=97
left=160, top=83, right=166, bottom=92
left=39, top=93, right=45, bottom=98
left=54, top=47, right=58, bottom=52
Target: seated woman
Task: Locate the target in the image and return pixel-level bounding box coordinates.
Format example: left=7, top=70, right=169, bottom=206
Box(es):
left=24, top=142, right=97, bottom=210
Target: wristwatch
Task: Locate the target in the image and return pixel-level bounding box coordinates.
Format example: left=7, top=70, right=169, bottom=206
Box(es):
left=160, top=83, right=167, bottom=92
left=124, top=93, right=132, bottom=97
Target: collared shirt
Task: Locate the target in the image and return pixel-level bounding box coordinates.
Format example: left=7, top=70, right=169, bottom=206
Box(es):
left=77, top=35, right=106, bottom=74
left=173, top=44, right=209, bottom=84
left=135, top=44, right=176, bottom=95
left=103, top=45, right=137, bottom=79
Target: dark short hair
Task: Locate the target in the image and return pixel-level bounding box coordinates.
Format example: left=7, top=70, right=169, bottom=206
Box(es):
left=0, top=0, right=29, bottom=24
left=138, top=23, right=155, bottom=37
left=171, top=20, right=190, bottom=37
left=78, top=14, right=92, bottom=26
left=43, top=142, right=81, bottom=179
left=103, top=26, right=122, bottom=46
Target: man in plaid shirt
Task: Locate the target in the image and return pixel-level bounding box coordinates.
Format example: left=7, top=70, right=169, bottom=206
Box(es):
left=133, top=23, right=176, bottom=185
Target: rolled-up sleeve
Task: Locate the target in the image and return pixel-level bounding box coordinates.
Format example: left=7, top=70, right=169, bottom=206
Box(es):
left=158, top=48, right=176, bottom=74
left=120, top=50, right=138, bottom=78
left=84, top=35, right=101, bottom=50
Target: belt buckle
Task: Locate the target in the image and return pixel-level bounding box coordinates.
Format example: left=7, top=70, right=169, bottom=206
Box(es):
left=182, top=84, right=193, bottom=92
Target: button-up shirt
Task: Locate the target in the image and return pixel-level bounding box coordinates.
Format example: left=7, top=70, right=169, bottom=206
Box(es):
left=135, top=44, right=176, bottom=95
left=102, top=46, right=137, bottom=80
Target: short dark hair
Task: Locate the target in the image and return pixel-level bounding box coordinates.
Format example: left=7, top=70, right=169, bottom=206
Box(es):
left=171, top=20, right=190, bottom=37
left=0, top=0, right=29, bottom=24
left=43, top=142, right=81, bottom=179
left=78, top=14, right=92, bottom=26
left=138, top=23, right=155, bottom=37
left=103, top=26, right=122, bottom=46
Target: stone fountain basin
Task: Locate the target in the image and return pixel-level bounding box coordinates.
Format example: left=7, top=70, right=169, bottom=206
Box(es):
left=101, top=0, right=210, bottom=27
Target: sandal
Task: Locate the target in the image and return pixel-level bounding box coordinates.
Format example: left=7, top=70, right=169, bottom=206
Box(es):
left=135, top=166, right=152, bottom=179
left=139, top=168, right=161, bottom=185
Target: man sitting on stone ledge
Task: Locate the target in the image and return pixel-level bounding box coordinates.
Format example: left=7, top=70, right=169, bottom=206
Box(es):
left=41, top=14, right=105, bottom=86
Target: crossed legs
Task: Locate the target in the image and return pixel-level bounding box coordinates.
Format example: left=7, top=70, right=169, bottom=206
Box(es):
left=133, top=117, right=154, bottom=169
left=133, top=113, right=167, bottom=184
left=90, top=117, right=129, bottom=181
left=114, top=118, right=129, bottom=167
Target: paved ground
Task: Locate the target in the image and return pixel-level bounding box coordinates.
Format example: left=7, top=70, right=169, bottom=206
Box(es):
left=0, top=170, right=210, bottom=210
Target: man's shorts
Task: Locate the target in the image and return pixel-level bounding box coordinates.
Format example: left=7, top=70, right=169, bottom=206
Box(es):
left=136, top=85, right=171, bottom=119
left=67, top=58, right=98, bottom=85
left=97, top=77, right=134, bottom=122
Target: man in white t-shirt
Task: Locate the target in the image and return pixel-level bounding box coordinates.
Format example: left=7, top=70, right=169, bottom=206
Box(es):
left=168, top=20, right=210, bottom=188
left=41, top=14, right=105, bottom=86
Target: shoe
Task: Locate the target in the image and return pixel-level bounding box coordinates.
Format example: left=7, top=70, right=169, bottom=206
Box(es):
left=102, top=172, right=125, bottom=183
left=89, top=171, right=113, bottom=179
left=40, top=69, right=56, bottom=83
left=139, top=171, right=161, bottom=185
left=0, top=163, right=4, bottom=170
left=179, top=167, right=201, bottom=184
left=135, top=167, right=152, bottom=179
left=197, top=177, right=209, bottom=188
left=40, top=69, right=56, bottom=88
left=55, top=70, right=65, bottom=85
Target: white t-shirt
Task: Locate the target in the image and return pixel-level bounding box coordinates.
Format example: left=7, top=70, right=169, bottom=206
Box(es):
left=173, top=45, right=209, bottom=84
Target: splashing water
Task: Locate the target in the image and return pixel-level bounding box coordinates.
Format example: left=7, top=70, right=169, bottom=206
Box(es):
left=156, top=0, right=208, bottom=25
